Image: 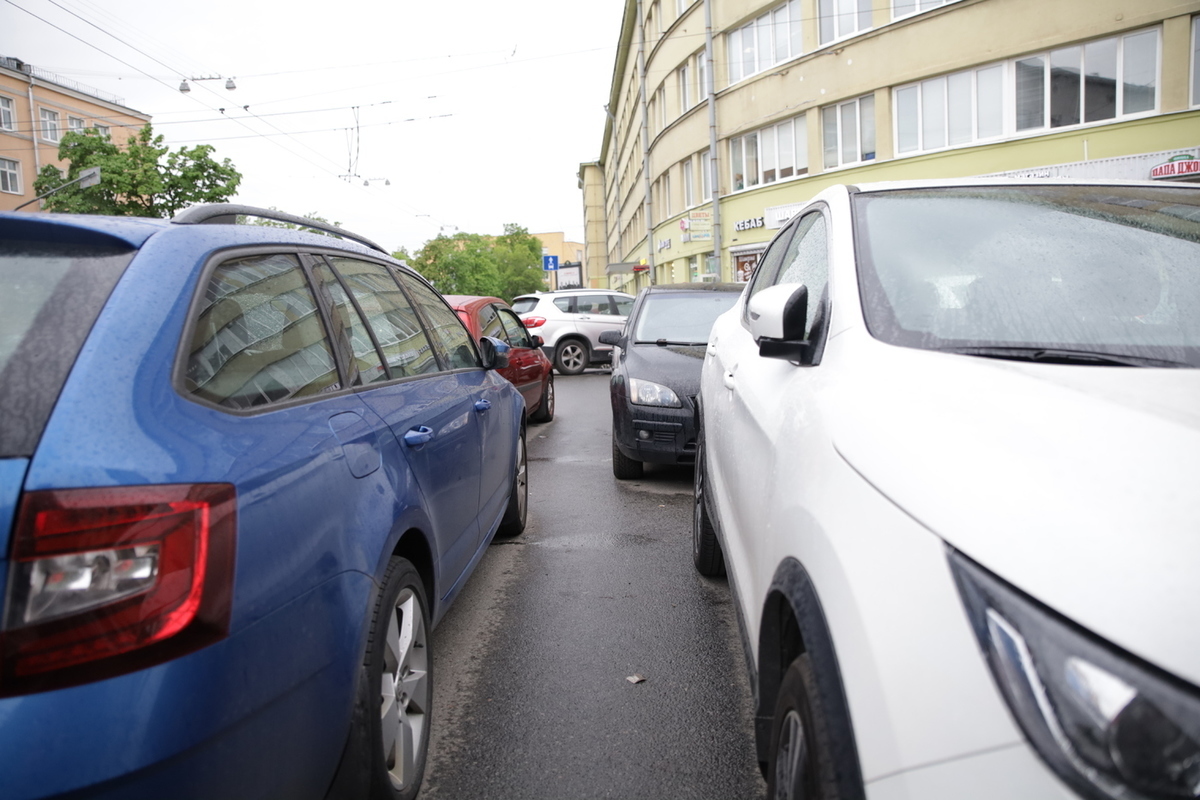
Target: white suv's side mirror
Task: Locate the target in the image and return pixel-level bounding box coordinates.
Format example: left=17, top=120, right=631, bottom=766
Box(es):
left=748, top=283, right=817, bottom=364
left=748, top=283, right=807, bottom=341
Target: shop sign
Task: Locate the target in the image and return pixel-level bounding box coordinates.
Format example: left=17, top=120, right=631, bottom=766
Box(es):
left=688, top=209, right=713, bottom=242
left=734, top=216, right=766, bottom=232
left=657, top=238, right=672, bottom=252
left=1150, top=154, right=1200, bottom=180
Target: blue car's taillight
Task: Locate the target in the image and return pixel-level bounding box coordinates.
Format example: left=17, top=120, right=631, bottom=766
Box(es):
left=1, top=484, right=236, bottom=696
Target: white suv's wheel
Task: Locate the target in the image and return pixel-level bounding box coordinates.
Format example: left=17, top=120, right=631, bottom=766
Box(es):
left=554, top=340, right=588, bottom=375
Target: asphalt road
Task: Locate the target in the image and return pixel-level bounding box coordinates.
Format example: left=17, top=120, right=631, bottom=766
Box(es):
left=417, top=371, right=766, bottom=800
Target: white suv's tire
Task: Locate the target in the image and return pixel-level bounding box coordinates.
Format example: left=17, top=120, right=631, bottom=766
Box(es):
left=554, top=339, right=588, bottom=375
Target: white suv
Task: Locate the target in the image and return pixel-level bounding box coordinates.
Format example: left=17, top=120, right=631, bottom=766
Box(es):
left=512, top=289, right=635, bottom=375
left=696, top=180, right=1200, bottom=799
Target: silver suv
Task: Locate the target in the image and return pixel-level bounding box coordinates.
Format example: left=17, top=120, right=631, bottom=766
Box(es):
left=512, top=289, right=635, bottom=375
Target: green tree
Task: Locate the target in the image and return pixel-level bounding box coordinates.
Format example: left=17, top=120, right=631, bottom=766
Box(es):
left=33, top=125, right=241, bottom=217
left=410, top=224, right=545, bottom=301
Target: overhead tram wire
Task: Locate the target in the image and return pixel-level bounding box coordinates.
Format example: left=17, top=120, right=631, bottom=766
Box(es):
left=4, top=0, right=451, bottom=231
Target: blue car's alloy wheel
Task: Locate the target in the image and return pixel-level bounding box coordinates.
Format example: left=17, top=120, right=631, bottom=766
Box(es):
left=367, top=557, right=431, bottom=800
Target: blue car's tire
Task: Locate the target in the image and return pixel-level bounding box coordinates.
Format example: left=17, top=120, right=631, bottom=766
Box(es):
left=364, top=557, right=431, bottom=800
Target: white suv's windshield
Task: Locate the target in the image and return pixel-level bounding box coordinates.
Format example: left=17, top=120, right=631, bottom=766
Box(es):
left=632, top=291, right=740, bottom=345
left=511, top=297, right=539, bottom=314
left=853, top=186, right=1200, bottom=367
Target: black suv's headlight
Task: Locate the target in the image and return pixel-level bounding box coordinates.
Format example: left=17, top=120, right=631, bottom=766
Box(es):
left=950, top=551, right=1200, bottom=800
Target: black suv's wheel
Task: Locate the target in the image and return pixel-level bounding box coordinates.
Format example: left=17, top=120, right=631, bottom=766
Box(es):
left=554, top=339, right=588, bottom=375
left=767, top=655, right=839, bottom=800
left=692, top=427, right=725, bottom=576
left=529, top=375, right=555, bottom=423
left=364, top=557, right=431, bottom=800
left=611, top=425, right=643, bottom=479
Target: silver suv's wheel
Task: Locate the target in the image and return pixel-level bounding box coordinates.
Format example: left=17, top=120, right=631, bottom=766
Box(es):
left=554, top=339, right=588, bottom=375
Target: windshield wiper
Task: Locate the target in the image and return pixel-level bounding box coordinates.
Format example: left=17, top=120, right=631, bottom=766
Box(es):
left=942, top=346, right=1188, bottom=368
left=652, top=339, right=707, bottom=347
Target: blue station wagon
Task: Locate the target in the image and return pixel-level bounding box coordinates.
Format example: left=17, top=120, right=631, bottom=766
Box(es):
left=0, top=205, right=528, bottom=800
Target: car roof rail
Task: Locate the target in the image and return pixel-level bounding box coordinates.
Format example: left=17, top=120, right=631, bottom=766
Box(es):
left=171, top=204, right=387, bottom=254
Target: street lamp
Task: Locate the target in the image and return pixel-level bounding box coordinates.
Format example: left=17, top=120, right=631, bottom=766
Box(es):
left=179, top=76, right=236, bottom=93
left=363, top=178, right=391, bottom=186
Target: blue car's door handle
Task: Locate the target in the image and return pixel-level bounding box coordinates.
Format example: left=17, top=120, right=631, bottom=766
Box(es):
left=403, top=426, right=434, bottom=447
left=474, top=399, right=491, bottom=413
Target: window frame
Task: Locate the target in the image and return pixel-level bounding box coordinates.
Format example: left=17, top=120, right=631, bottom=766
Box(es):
left=40, top=108, right=61, bottom=143
left=726, top=0, right=803, bottom=85
left=821, top=95, right=876, bottom=170
left=0, top=96, right=14, bottom=131
left=891, top=0, right=963, bottom=22
left=818, top=0, right=872, bottom=47
left=1190, top=16, right=1199, bottom=108
left=68, top=116, right=85, bottom=133
left=0, top=157, right=20, bottom=195
left=728, top=112, right=808, bottom=193
left=679, top=62, right=691, bottom=114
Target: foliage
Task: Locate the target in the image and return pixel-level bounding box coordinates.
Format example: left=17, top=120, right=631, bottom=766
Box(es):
left=33, top=125, right=241, bottom=217
left=409, top=224, right=545, bottom=301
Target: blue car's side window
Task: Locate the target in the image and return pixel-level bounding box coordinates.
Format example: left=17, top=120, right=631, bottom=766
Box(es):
left=184, top=254, right=340, bottom=409
left=311, top=260, right=389, bottom=386
left=399, top=274, right=481, bottom=371
left=327, top=258, right=442, bottom=380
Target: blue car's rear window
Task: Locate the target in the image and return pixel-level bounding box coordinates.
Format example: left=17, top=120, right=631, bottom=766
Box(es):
left=0, top=239, right=133, bottom=457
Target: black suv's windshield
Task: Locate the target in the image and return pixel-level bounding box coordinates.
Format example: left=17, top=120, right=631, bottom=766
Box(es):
left=0, top=240, right=133, bottom=456
left=632, top=291, right=740, bottom=345
left=853, top=185, right=1200, bottom=367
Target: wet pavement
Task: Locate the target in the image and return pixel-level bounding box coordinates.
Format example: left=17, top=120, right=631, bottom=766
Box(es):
left=417, top=371, right=765, bottom=800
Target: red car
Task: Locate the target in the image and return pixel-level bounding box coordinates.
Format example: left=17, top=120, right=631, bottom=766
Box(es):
left=447, top=295, right=555, bottom=423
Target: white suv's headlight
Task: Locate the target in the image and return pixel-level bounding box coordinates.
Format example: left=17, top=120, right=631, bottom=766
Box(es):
left=628, top=378, right=681, bottom=408
left=950, top=551, right=1200, bottom=800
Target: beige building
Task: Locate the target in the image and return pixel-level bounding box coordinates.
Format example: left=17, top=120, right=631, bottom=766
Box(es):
left=532, top=231, right=589, bottom=289
left=1, top=56, right=151, bottom=212
left=582, top=0, right=1200, bottom=292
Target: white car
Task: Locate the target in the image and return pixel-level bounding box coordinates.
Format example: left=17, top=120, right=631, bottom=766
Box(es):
left=695, top=179, right=1200, bottom=800
left=512, top=289, right=635, bottom=375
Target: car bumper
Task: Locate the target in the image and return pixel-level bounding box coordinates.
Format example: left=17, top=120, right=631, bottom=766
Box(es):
left=866, top=741, right=1077, bottom=800
left=0, top=571, right=372, bottom=800
left=612, top=398, right=698, bottom=465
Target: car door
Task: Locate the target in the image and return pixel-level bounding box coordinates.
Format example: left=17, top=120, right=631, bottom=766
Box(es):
left=398, top=274, right=516, bottom=557
left=707, top=210, right=831, bottom=608
left=573, top=293, right=626, bottom=353
left=496, top=305, right=544, bottom=411
left=317, top=256, right=484, bottom=593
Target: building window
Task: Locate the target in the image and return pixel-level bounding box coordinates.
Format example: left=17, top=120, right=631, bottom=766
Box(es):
left=68, top=116, right=85, bottom=132
left=727, top=0, right=803, bottom=84
left=892, top=0, right=961, bottom=21
left=818, top=0, right=872, bottom=46
left=93, top=124, right=110, bottom=138
left=677, top=0, right=689, bottom=16
left=699, top=148, right=711, bottom=200
left=896, top=28, right=1159, bottom=155
left=656, top=86, right=666, bottom=131
left=40, top=108, right=60, bottom=142
left=896, top=63, right=1003, bottom=152
left=822, top=96, right=875, bottom=169
left=696, top=50, right=707, bottom=100
left=729, top=113, right=808, bottom=191
left=683, top=157, right=695, bottom=207
left=0, top=96, right=13, bottom=131
left=663, top=171, right=672, bottom=218
left=0, top=158, right=20, bottom=194
left=1017, top=30, right=1157, bottom=131
left=679, top=63, right=691, bottom=113
left=1193, top=16, right=1200, bottom=107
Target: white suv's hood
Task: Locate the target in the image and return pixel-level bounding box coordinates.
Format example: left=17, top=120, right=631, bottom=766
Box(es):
left=830, top=334, right=1200, bottom=685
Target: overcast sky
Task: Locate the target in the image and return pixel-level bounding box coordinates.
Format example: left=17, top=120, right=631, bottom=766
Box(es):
left=2, top=0, right=626, bottom=253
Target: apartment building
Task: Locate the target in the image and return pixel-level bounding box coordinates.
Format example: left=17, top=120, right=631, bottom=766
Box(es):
left=582, top=0, right=1200, bottom=290
left=1, top=56, right=151, bottom=211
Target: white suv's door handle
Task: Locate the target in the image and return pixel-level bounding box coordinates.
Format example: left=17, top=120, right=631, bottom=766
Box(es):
left=723, top=370, right=736, bottom=390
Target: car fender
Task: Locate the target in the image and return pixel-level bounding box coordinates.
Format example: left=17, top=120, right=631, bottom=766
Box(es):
left=757, top=557, right=867, bottom=799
